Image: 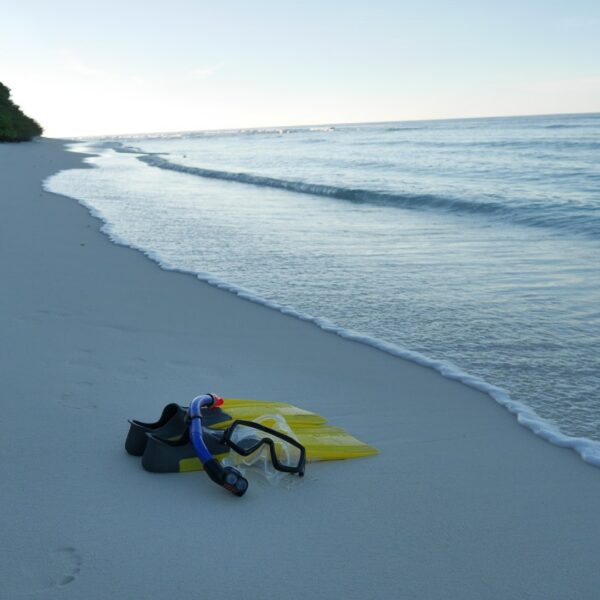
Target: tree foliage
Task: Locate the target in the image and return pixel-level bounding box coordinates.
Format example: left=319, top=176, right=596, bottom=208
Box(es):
left=0, top=82, right=43, bottom=142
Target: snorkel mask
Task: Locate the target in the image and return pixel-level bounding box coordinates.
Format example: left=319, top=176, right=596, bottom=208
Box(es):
left=187, top=394, right=306, bottom=497
left=222, top=417, right=306, bottom=479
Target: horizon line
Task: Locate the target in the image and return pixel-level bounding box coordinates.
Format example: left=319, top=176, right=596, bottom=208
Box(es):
left=52, top=110, right=600, bottom=140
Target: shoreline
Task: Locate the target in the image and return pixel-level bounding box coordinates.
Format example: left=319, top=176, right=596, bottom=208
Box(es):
left=2, top=138, right=600, bottom=599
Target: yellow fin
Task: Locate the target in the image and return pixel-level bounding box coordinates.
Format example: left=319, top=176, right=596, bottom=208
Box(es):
left=295, top=426, right=379, bottom=461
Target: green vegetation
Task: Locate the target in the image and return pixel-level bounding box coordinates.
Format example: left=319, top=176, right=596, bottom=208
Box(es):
left=0, top=82, right=43, bottom=142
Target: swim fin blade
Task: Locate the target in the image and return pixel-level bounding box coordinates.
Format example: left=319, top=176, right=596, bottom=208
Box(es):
left=295, top=425, right=378, bottom=462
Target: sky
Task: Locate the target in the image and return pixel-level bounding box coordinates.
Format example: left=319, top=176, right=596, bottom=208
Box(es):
left=1, top=0, right=599, bottom=136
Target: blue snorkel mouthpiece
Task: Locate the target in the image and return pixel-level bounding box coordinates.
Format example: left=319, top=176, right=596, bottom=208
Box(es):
left=188, top=394, right=248, bottom=497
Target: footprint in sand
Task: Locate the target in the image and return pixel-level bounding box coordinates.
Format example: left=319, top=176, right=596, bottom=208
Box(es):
left=48, top=547, right=82, bottom=587
left=0, top=547, right=82, bottom=597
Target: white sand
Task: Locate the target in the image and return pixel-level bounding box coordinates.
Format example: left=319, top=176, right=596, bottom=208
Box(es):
left=1, top=138, right=599, bottom=599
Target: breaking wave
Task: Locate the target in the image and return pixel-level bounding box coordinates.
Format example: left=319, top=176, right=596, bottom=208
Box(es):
left=136, top=153, right=600, bottom=238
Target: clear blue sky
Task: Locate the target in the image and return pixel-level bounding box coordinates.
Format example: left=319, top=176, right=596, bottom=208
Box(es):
left=1, top=0, right=599, bottom=136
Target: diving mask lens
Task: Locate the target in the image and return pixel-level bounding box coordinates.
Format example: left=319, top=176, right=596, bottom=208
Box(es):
left=223, top=420, right=306, bottom=475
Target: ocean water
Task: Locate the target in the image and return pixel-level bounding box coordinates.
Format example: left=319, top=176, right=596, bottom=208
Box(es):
left=45, top=113, right=600, bottom=464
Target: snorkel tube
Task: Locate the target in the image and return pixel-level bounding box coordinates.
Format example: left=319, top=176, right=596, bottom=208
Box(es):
left=188, top=394, right=249, bottom=497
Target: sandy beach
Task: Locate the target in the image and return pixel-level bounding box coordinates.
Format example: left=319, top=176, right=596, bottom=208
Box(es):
left=1, top=138, right=600, bottom=599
